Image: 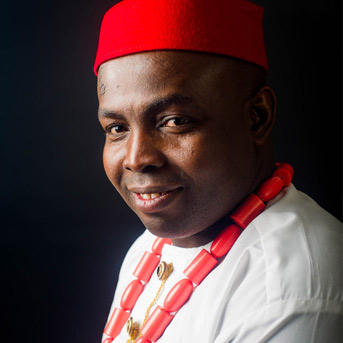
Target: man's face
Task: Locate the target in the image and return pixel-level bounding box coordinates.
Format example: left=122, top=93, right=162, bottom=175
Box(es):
left=98, top=51, right=258, bottom=247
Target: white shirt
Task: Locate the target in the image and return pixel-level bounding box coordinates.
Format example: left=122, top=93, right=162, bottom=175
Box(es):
left=102, top=185, right=342, bottom=343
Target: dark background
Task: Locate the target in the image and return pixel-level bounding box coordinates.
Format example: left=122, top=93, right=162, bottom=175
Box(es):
left=1, top=0, right=341, bottom=342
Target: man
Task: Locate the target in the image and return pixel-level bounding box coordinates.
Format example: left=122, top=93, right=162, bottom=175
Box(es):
left=94, top=0, right=342, bottom=342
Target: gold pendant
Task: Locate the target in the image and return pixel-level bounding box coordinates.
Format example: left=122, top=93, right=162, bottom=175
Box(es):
left=157, top=261, right=172, bottom=281
left=126, top=317, right=139, bottom=342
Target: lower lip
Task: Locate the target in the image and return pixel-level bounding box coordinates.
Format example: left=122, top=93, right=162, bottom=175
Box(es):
left=133, top=189, right=182, bottom=214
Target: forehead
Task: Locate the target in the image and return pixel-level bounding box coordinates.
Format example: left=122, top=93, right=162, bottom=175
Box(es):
left=99, top=51, right=238, bottom=93
left=97, top=51, right=246, bottom=117
left=99, top=50, right=228, bottom=76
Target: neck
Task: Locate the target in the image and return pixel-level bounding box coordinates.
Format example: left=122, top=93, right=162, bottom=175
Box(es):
left=171, top=214, right=234, bottom=248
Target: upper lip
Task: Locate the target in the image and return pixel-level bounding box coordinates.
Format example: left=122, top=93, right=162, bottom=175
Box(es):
left=128, top=185, right=182, bottom=194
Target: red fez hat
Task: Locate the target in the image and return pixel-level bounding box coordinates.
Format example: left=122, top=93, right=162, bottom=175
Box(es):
left=94, top=0, right=268, bottom=75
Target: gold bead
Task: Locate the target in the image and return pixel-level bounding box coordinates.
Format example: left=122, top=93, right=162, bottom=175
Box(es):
left=126, top=317, right=139, bottom=340
left=157, top=261, right=168, bottom=280
left=126, top=317, right=133, bottom=335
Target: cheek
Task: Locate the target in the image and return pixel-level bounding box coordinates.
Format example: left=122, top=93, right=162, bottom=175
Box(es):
left=165, top=135, right=209, bottom=175
left=102, top=144, right=123, bottom=186
left=183, top=128, right=255, bottom=189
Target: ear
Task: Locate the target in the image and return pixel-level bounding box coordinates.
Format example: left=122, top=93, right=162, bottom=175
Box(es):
left=249, top=85, right=277, bottom=145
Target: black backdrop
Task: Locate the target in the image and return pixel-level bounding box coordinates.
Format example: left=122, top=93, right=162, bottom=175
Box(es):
left=1, top=0, right=341, bottom=342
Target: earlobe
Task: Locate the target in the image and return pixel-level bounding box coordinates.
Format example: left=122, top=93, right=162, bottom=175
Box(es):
left=249, top=85, right=277, bottom=145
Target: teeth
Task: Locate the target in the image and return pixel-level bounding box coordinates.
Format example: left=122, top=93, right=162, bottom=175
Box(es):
left=140, top=193, right=161, bottom=200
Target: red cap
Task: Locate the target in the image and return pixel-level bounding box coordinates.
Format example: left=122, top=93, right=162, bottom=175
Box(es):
left=94, top=0, right=268, bottom=75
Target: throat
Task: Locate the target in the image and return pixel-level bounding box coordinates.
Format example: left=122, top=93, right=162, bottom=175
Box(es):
left=171, top=214, right=233, bottom=248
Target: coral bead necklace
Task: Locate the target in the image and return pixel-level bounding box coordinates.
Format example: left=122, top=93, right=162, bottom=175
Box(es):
left=102, top=163, right=294, bottom=343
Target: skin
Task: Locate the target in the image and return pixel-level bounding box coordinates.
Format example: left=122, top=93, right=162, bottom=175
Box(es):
left=97, top=51, right=276, bottom=248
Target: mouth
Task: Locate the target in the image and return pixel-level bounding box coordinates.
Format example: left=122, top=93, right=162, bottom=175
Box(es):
left=137, top=192, right=168, bottom=200
left=129, top=187, right=183, bottom=214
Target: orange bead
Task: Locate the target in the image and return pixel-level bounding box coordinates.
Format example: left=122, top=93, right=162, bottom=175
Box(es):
left=104, top=307, right=130, bottom=339
left=151, top=237, right=172, bottom=256
left=183, top=249, right=218, bottom=285
left=102, top=338, right=114, bottom=343
left=135, top=337, right=151, bottom=343
left=210, top=224, right=241, bottom=258
left=141, top=306, right=174, bottom=342
left=256, top=176, right=284, bottom=202
left=163, top=278, right=194, bottom=312
left=277, top=163, right=294, bottom=177
left=273, top=168, right=291, bottom=187
left=230, top=194, right=265, bottom=229
left=133, top=251, right=160, bottom=283
left=120, top=279, right=144, bottom=311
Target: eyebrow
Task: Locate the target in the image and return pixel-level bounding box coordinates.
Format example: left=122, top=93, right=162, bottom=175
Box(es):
left=98, top=93, right=195, bottom=120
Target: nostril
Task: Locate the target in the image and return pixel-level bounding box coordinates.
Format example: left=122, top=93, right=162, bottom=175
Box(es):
left=141, top=165, right=159, bottom=173
left=124, top=164, right=159, bottom=173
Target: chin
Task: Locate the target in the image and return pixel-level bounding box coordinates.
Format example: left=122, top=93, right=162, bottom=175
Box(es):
left=139, top=215, right=192, bottom=240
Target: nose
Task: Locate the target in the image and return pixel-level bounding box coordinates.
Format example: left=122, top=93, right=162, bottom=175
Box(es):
left=123, top=130, right=166, bottom=172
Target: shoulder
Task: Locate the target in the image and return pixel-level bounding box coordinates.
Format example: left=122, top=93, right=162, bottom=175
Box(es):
left=212, top=186, right=342, bottom=342
left=251, top=184, right=342, bottom=303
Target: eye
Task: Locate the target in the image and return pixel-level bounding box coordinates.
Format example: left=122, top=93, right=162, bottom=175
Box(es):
left=163, top=117, right=190, bottom=127
left=106, top=124, right=128, bottom=135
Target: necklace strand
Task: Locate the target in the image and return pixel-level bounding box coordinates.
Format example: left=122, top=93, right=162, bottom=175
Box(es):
left=142, top=263, right=173, bottom=328
left=102, top=163, right=294, bottom=343
left=126, top=263, right=173, bottom=343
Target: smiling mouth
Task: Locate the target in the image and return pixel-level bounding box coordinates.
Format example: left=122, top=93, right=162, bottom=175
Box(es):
left=130, top=187, right=183, bottom=213
left=130, top=185, right=183, bottom=199
left=137, top=192, right=167, bottom=200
